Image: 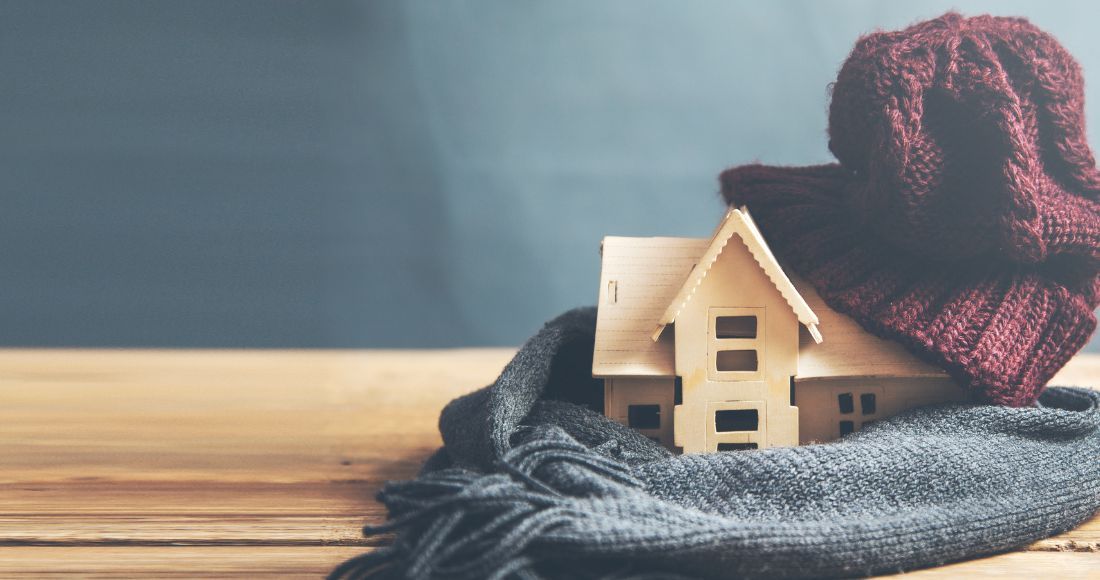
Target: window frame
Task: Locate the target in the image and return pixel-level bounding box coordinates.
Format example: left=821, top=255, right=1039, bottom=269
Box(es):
left=706, top=400, right=767, bottom=450
left=714, top=408, right=760, bottom=432
left=708, top=307, right=765, bottom=381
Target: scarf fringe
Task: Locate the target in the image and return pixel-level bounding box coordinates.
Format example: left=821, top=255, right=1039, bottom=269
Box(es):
left=329, top=427, right=642, bottom=580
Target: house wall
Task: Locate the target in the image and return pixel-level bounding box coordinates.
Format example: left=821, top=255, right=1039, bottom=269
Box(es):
left=672, top=235, right=800, bottom=452
left=794, top=376, right=970, bottom=444
left=604, top=377, right=676, bottom=448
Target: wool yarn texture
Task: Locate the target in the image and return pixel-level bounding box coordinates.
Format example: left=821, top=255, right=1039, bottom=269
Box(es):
left=331, top=308, right=1100, bottom=579
left=721, top=12, right=1100, bottom=407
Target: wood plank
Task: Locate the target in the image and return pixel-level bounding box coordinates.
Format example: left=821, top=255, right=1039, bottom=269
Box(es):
left=0, top=349, right=510, bottom=560
left=0, top=546, right=367, bottom=577
left=0, top=547, right=1095, bottom=578
left=0, top=482, right=387, bottom=547
left=0, top=349, right=1095, bottom=577
left=0, top=349, right=511, bottom=483
left=891, top=551, right=1100, bottom=578
left=0, top=482, right=378, bottom=517
left=0, top=515, right=370, bottom=546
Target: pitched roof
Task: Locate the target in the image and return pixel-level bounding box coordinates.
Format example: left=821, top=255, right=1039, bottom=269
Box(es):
left=652, top=208, right=821, bottom=343
left=793, top=277, right=949, bottom=379
left=591, top=236, right=709, bottom=377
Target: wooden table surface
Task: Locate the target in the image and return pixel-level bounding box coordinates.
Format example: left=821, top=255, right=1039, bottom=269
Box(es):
left=1, top=349, right=1097, bottom=578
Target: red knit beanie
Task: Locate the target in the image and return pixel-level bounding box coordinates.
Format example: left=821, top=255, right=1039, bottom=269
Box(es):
left=721, top=13, right=1100, bottom=406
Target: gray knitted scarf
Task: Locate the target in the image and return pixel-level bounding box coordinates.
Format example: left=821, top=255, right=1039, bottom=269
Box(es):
left=333, top=308, right=1100, bottom=579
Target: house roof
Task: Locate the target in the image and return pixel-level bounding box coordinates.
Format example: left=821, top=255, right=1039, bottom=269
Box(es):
left=793, top=278, right=949, bottom=379
left=652, top=208, right=821, bottom=343
left=591, top=236, right=710, bottom=377
left=591, top=208, right=948, bottom=380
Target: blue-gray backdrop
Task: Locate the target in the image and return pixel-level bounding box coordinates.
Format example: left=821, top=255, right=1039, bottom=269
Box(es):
left=2, top=0, right=1098, bottom=350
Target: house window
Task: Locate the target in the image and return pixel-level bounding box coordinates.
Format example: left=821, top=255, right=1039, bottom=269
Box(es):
left=628, top=404, right=660, bottom=429
left=718, top=442, right=758, bottom=451
left=715, top=350, right=758, bottom=372
left=715, top=316, right=757, bottom=339
left=835, top=389, right=880, bottom=437
left=838, top=393, right=854, bottom=414
left=708, top=307, right=764, bottom=381
left=715, top=409, right=758, bottom=432
left=707, top=401, right=766, bottom=450
left=860, top=393, right=876, bottom=415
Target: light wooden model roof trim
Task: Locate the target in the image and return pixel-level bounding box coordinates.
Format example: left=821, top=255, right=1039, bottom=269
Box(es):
left=652, top=207, right=821, bottom=343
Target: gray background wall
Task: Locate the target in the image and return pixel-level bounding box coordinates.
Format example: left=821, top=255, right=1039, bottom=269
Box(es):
left=1, top=0, right=1097, bottom=351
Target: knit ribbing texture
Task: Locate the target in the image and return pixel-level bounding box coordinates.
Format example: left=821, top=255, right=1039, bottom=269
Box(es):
left=721, top=13, right=1100, bottom=407
left=332, top=308, right=1100, bottom=579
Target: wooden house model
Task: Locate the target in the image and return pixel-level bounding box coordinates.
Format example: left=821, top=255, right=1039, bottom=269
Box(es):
left=593, top=208, right=970, bottom=453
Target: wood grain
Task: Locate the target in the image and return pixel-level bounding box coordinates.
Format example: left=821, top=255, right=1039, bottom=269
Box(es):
left=0, top=349, right=1096, bottom=577
left=0, top=546, right=368, bottom=577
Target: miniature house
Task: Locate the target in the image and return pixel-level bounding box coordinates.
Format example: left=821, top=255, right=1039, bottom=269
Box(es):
left=593, top=208, right=970, bottom=453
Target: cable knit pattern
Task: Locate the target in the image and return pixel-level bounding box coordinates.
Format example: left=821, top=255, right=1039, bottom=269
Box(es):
left=332, top=309, right=1100, bottom=579
left=721, top=13, right=1100, bottom=406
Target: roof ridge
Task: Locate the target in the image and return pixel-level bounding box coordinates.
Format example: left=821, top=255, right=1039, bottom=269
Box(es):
left=738, top=209, right=822, bottom=342
left=652, top=208, right=821, bottom=343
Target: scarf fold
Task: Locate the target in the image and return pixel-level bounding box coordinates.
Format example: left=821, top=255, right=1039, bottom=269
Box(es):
left=333, top=308, right=1100, bottom=579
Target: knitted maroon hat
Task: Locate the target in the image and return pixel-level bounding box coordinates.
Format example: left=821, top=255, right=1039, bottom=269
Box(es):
left=721, top=13, right=1100, bottom=406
